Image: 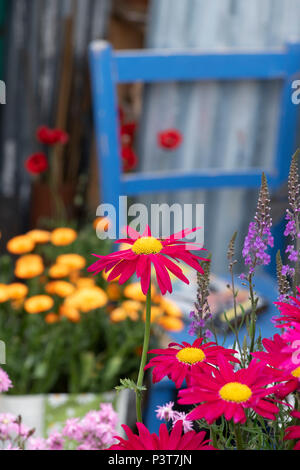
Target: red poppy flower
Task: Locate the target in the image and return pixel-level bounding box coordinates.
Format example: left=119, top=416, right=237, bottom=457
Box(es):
left=121, top=146, right=138, bottom=172
left=121, top=123, right=137, bottom=146
left=178, top=357, right=281, bottom=425
left=158, top=129, right=183, bottom=150
left=108, top=421, right=216, bottom=450
left=37, top=126, right=69, bottom=146
left=145, top=338, right=239, bottom=389
left=25, top=153, right=48, bottom=174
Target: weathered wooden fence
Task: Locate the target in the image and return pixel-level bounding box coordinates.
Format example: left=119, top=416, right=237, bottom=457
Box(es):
left=0, top=0, right=111, bottom=245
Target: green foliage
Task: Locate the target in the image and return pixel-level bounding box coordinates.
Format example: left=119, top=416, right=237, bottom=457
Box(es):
left=0, top=220, right=158, bottom=395
left=115, top=378, right=146, bottom=394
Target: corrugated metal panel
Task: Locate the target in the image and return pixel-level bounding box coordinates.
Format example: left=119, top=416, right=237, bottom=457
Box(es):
left=0, top=0, right=6, bottom=79
left=0, top=0, right=111, bottom=242
left=139, top=0, right=300, bottom=273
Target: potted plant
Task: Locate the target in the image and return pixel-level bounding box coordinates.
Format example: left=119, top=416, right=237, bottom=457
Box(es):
left=0, top=219, right=183, bottom=435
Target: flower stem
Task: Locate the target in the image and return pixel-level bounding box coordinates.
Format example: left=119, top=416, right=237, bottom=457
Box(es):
left=234, top=423, right=244, bottom=450
left=210, top=426, right=218, bottom=448
left=294, top=217, right=300, bottom=295
left=249, top=274, right=258, bottom=353
left=136, top=286, right=152, bottom=423
left=230, top=266, right=243, bottom=363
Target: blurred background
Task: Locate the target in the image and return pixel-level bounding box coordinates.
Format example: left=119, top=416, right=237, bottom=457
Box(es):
left=1, top=0, right=300, bottom=271
left=0, top=0, right=300, bottom=436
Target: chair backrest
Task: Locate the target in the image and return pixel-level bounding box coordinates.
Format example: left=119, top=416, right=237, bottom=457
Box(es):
left=89, top=41, right=300, bottom=228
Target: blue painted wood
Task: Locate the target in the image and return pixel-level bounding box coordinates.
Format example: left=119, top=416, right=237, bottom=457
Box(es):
left=121, top=169, right=278, bottom=195
left=89, top=41, right=122, bottom=234
left=275, top=44, right=300, bottom=186
left=114, top=46, right=300, bottom=83
left=143, top=379, right=175, bottom=433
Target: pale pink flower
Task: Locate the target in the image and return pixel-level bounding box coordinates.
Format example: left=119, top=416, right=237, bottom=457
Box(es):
left=46, top=431, right=65, bottom=450
left=27, top=437, right=48, bottom=450
left=172, top=413, right=194, bottom=433
left=156, top=401, right=175, bottom=421
left=0, top=368, right=12, bottom=393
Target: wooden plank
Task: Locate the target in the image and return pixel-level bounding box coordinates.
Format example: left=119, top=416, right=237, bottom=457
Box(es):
left=89, top=42, right=122, bottom=219
left=121, top=168, right=278, bottom=194
left=112, top=46, right=300, bottom=83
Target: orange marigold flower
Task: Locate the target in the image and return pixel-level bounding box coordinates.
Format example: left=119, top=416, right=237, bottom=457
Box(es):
left=27, top=230, right=51, bottom=244
left=45, top=313, right=60, bottom=324
left=75, top=278, right=96, bottom=289
left=158, top=316, right=184, bottom=332
left=48, top=264, right=70, bottom=279
left=124, top=282, right=157, bottom=302
left=60, top=305, right=81, bottom=323
left=25, top=295, right=54, bottom=314
left=51, top=228, right=77, bottom=246
left=0, top=285, right=9, bottom=303
left=160, top=298, right=182, bottom=318
left=15, top=255, right=44, bottom=279
left=45, top=281, right=75, bottom=298
left=64, top=287, right=108, bottom=313
left=7, top=235, right=35, bottom=255
left=106, top=283, right=121, bottom=301
left=93, top=217, right=110, bottom=232
left=122, top=300, right=143, bottom=317
left=110, top=307, right=138, bottom=323
left=143, top=305, right=163, bottom=323
left=7, top=283, right=28, bottom=300
left=68, top=270, right=80, bottom=283
left=56, top=254, right=86, bottom=271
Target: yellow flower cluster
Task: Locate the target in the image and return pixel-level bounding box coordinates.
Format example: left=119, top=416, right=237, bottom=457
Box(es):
left=3, top=226, right=108, bottom=324
left=107, top=281, right=184, bottom=332
left=4, top=222, right=183, bottom=333
left=7, top=227, right=77, bottom=256
left=0, top=283, right=29, bottom=304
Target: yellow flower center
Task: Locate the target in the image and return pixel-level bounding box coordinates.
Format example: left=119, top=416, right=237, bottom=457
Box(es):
left=219, top=382, right=252, bottom=403
left=132, top=237, right=163, bottom=255
left=292, top=366, right=300, bottom=378
left=176, top=347, right=206, bottom=365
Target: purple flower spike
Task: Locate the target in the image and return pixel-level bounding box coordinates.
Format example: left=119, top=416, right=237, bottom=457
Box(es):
left=242, top=173, right=273, bottom=275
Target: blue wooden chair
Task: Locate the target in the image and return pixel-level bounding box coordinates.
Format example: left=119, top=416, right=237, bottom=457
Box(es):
left=89, top=41, right=300, bottom=431
left=89, top=41, right=300, bottom=219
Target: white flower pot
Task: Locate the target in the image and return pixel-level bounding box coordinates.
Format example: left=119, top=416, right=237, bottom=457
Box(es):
left=0, top=394, right=45, bottom=436
left=0, top=389, right=131, bottom=437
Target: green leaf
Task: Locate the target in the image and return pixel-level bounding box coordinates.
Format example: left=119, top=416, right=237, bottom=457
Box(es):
left=115, top=378, right=146, bottom=394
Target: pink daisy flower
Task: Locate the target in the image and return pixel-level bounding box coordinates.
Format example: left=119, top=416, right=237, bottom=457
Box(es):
left=108, top=421, right=216, bottom=450
left=274, top=287, right=300, bottom=327
left=144, top=338, right=239, bottom=389
left=284, top=410, right=300, bottom=450
left=178, top=356, right=280, bottom=425
left=88, top=226, right=208, bottom=295
left=281, top=321, right=300, bottom=344
left=252, top=334, right=300, bottom=399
